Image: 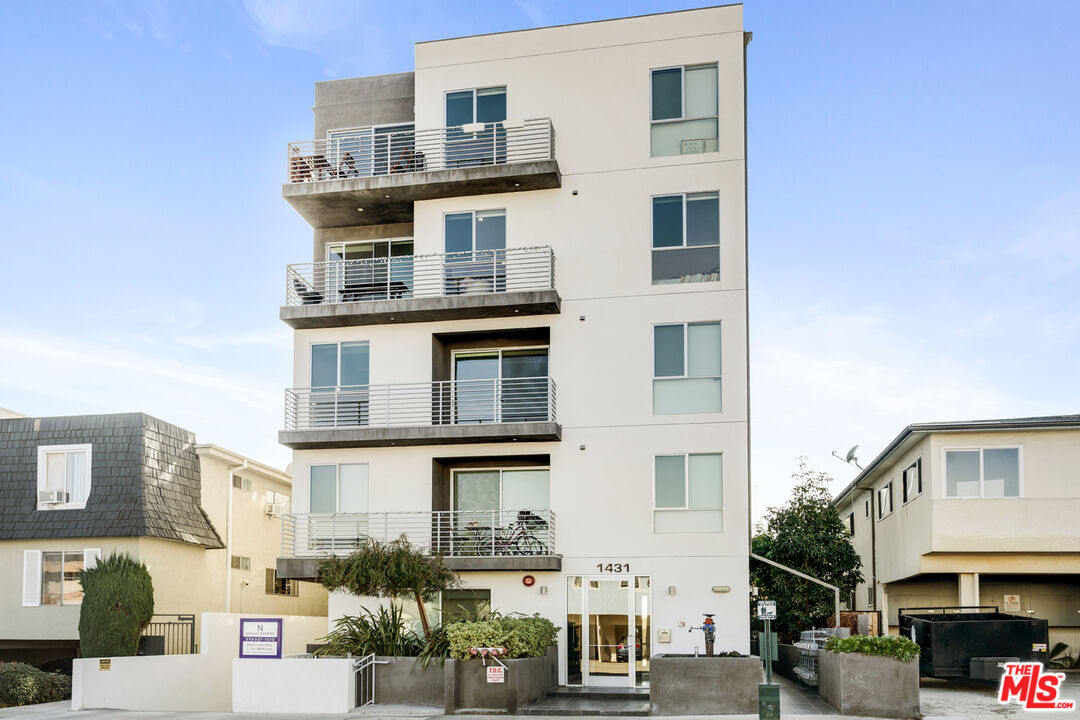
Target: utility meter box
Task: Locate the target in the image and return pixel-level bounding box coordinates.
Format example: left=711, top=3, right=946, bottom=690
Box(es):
left=658, top=629, right=671, bottom=643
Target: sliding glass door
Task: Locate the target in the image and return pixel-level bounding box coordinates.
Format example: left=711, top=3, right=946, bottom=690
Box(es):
left=452, top=348, right=548, bottom=424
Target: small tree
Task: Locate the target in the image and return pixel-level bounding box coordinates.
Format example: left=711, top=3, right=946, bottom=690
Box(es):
left=318, top=536, right=458, bottom=637
left=752, top=460, right=863, bottom=642
left=78, top=552, right=155, bottom=657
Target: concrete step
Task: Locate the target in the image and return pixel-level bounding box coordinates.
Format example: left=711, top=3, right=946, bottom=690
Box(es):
left=519, top=698, right=650, bottom=716
left=546, top=687, right=650, bottom=700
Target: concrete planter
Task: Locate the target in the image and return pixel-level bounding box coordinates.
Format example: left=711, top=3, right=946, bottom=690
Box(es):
left=650, top=654, right=763, bottom=715
left=444, top=646, right=557, bottom=714
left=373, top=656, right=445, bottom=706
left=818, top=650, right=919, bottom=718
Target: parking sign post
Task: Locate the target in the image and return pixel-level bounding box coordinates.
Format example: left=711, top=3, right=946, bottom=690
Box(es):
left=757, top=600, right=780, bottom=720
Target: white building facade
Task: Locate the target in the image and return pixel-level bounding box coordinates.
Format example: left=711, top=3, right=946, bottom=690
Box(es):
left=277, top=5, right=751, bottom=687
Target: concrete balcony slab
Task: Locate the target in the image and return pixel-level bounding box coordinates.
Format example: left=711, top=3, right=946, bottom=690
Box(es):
left=278, top=421, right=561, bottom=449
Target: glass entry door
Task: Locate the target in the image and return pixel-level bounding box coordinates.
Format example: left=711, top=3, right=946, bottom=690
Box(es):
left=566, top=576, right=651, bottom=687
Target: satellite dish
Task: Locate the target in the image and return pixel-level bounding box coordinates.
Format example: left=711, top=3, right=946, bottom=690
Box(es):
left=845, top=445, right=859, bottom=463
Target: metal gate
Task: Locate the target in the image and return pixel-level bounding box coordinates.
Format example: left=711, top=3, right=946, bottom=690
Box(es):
left=354, top=653, right=376, bottom=707
left=139, top=614, right=197, bottom=655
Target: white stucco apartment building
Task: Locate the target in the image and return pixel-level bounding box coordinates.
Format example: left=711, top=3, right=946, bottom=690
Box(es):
left=834, top=415, right=1080, bottom=649
left=276, top=5, right=751, bottom=688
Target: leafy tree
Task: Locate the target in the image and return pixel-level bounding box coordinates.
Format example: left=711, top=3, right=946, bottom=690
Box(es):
left=751, top=460, right=863, bottom=643
left=317, top=536, right=458, bottom=637
left=78, top=552, right=155, bottom=657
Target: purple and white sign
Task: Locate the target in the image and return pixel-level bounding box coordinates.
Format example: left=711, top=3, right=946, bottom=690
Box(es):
left=239, top=618, right=283, bottom=659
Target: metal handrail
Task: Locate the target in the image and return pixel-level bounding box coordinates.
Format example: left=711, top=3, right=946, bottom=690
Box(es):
left=286, top=118, right=555, bottom=183
left=280, top=509, right=557, bottom=559
left=284, top=377, right=556, bottom=430
left=285, top=246, right=554, bottom=307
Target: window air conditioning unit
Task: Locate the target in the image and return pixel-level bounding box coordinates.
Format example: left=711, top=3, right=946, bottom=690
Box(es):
left=680, top=138, right=719, bottom=154
left=266, top=502, right=288, bottom=517
left=38, top=490, right=67, bottom=504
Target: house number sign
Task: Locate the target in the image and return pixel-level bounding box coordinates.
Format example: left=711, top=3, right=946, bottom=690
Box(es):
left=596, top=563, right=630, bottom=573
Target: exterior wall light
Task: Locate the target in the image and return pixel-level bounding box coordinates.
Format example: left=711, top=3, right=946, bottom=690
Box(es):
left=668, top=585, right=676, bottom=595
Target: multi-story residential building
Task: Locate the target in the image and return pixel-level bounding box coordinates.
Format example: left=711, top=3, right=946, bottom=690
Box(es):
left=0, top=413, right=327, bottom=668
left=275, top=5, right=751, bottom=688
left=833, top=414, right=1080, bottom=649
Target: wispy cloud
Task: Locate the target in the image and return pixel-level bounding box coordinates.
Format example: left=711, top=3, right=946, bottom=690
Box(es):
left=514, top=0, right=546, bottom=27
left=0, top=328, right=287, bottom=467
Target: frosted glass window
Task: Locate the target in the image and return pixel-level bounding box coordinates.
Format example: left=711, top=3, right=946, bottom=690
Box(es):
left=688, top=454, right=723, bottom=508
left=684, top=64, right=718, bottom=118
left=650, top=118, right=718, bottom=157
left=309, top=465, right=338, bottom=513
left=654, top=456, right=686, bottom=508
left=654, top=323, right=722, bottom=414
left=655, top=509, right=722, bottom=533
left=687, top=323, right=722, bottom=377
left=338, top=464, right=369, bottom=513
left=653, top=325, right=684, bottom=377
left=945, top=450, right=981, bottom=497
left=501, top=470, right=549, bottom=513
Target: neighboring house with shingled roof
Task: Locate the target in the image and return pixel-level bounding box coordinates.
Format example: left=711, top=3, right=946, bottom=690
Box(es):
left=0, top=412, right=327, bottom=668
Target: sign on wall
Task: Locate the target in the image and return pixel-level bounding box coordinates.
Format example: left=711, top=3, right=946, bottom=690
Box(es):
left=1004, top=594, right=1021, bottom=612
left=239, top=618, right=283, bottom=659
left=487, top=666, right=505, bottom=684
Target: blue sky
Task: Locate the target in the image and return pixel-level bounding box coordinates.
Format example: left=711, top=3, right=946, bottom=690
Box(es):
left=1, top=1, right=1077, bottom=519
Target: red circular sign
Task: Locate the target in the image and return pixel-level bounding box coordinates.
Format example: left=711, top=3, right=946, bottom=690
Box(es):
left=522, top=575, right=536, bottom=587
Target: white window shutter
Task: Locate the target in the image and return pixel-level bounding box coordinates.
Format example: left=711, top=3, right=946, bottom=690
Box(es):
left=84, top=548, right=102, bottom=570
left=23, top=550, right=41, bottom=607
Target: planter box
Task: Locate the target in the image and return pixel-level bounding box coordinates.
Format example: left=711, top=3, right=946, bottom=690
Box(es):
left=374, top=656, right=445, bottom=706
left=444, top=646, right=557, bottom=714
left=650, top=654, right=763, bottom=715
left=818, top=650, right=919, bottom=718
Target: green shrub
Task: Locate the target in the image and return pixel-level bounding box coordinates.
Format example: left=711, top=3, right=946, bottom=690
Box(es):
left=315, top=604, right=423, bottom=657
left=0, top=663, right=72, bottom=708
left=78, top=552, right=155, bottom=658
left=824, top=635, right=920, bottom=663
left=447, top=614, right=559, bottom=660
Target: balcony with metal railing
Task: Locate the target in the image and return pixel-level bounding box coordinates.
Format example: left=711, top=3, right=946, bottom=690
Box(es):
left=276, top=509, right=560, bottom=577
left=283, top=118, right=560, bottom=228
left=281, top=246, right=559, bottom=328
left=279, top=377, right=560, bottom=449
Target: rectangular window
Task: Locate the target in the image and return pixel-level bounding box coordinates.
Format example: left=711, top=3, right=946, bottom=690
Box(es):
left=444, top=210, right=507, bottom=295
left=452, top=468, right=550, bottom=515
left=325, top=123, right=415, bottom=178
left=650, top=63, right=718, bottom=157
left=309, top=464, right=369, bottom=514
left=41, top=551, right=85, bottom=606
left=265, top=568, right=299, bottom=597
left=866, top=586, right=875, bottom=607
left=442, top=589, right=492, bottom=622
left=231, top=555, right=251, bottom=571
left=846, top=513, right=855, bottom=536
left=264, top=490, right=290, bottom=516
left=653, top=453, right=723, bottom=533
left=37, top=444, right=92, bottom=509
left=232, top=475, right=252, bottom=491
left=652, top=193, right=720, bottom=284
left=653, top=322, right=722, bottom=414
left=944, top=447, right=1021, bottom=498
left=877, top=482, right=893, bottom=519
left=864, top=498, right=871, bottom=518
left=310, top=341, right=370, bottom=427
left=445, top=87, right=507, bottom=167
left=902, top=458, right=922, bottom=503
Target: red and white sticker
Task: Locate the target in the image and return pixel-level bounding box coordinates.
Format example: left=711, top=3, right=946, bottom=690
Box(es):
left=487, top=666, right=505, bottom=684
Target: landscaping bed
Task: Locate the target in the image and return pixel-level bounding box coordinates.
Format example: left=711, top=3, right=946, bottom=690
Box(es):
left=650, top=653, right=763, bottom=715
left=0, top=662, right=72, bottom=709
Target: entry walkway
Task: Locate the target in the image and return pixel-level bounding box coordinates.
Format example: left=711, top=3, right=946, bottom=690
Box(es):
left=774, top=673, right=837, bottom=715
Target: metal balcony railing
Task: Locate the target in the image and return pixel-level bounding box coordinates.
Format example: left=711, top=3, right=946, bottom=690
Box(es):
left=284, top=377, right=556, bottom=431
left=285, top=247, right=555, bottom=307
left=281, top=509, right=557, bottom=558
left=286, top=118, right=555, bottom=184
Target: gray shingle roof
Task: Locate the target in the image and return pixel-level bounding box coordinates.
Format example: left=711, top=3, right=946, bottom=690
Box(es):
left=0, top=413, right=223, bottom=548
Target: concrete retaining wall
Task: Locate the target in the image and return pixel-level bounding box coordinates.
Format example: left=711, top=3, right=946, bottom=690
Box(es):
left=775, top=643, right=802, bottom=681
left=375, top=656, right=445, bottom=706
left=650, top=654, right=763, bottom=715
left=233, top=658, right=354, bottom=714
left=444, top=646, right=557, bottom=714
left=818, top=650, right=920, bottom=718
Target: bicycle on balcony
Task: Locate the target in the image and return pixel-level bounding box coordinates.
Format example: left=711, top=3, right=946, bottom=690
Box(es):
left=456, top=510, right=546, bottom=557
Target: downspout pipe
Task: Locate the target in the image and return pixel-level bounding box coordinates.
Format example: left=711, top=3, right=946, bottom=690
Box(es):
left=224, top=460, right=248, bottom=613
left=750, top=552, right=841, bottom=629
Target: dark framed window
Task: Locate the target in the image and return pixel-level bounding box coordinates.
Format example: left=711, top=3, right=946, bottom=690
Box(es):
left=902, top=458, right=922, bottom=503
left=877, top=482, right=893, bottom=519
left=846, top=513, right=855, bottom=536
left=651, top=193, right=720, bottom=284
left=442, top=589, right=491, bottom=622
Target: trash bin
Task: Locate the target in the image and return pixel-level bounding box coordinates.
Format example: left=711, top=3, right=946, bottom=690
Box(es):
left=758, top=682, right=780, bottom=720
